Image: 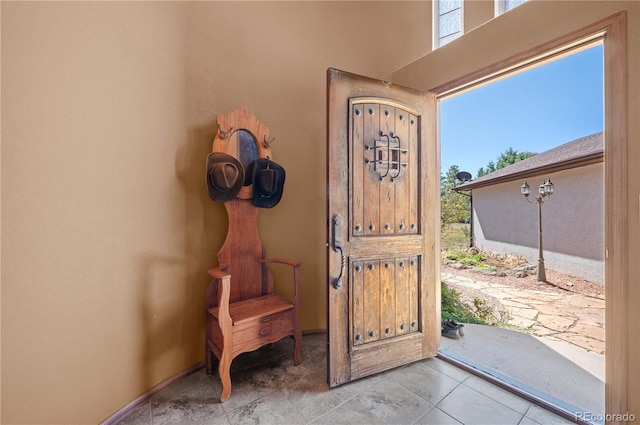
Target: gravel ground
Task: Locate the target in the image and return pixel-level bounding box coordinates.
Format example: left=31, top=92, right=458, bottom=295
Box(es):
left=442, top=258, right=605, bottom=320
left=442, top=260, right=604, bottom=298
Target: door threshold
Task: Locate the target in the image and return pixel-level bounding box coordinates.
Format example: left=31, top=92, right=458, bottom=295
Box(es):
left=437, top=349, right=599, bottom=425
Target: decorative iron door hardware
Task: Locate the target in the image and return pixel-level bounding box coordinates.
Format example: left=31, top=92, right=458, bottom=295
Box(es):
left=365, top=131, right=408, bottom=181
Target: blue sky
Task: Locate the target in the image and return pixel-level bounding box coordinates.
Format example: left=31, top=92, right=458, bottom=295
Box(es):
left=440, top=44, right=603, bottom=178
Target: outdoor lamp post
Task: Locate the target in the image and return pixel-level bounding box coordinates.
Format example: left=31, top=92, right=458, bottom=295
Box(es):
left=520, top=179, right=554, bottom=282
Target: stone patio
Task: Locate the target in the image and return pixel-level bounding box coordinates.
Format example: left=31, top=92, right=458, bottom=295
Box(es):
left=441, top=270, right=606, bottom=419
left=441, top=271, right=605, bottom=355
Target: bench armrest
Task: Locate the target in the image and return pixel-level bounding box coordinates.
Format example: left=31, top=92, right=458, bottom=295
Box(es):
left=205, top=265, right=231, bottom=313
left=208, top=265, right=230, bottom=279
left=206, top=265, right=233, bottom=342
left=258, top=258, right=302, bottom=309
left=259, top=258, right=302, bottom=268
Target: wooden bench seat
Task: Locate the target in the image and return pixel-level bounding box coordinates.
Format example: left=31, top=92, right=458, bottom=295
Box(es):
left=208, top=293, right=294, bottom=325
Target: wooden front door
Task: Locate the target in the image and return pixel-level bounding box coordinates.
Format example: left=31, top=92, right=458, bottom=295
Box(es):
left=327, top=68, right=439, bottom=387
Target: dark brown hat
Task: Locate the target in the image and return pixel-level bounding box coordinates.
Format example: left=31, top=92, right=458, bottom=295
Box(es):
left=206, top=152, right=244, bottom=202
left=251, top=157, right=285, bottom=208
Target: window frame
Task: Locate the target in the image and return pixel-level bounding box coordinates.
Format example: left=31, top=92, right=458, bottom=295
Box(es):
left=429, top=12, right=628, bottom=417
left=433, top=0, right=464, bottom=50
left=495, top=0, right=527, bottom=17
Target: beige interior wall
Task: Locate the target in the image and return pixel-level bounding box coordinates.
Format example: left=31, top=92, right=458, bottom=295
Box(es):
left=184, top=0, right=430, bottom=332
left=2, top=3, right=190, bottom=424
left=392, top=0, right=640, bottom=417
left=1, top=1, right=430, bottom=423
left=4, top=1, right=637, bottom=423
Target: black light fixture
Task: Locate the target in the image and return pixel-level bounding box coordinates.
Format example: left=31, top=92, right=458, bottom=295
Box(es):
left=521, top=178, right=554, bottom=282
left=455, top=171, right=473, bottom=248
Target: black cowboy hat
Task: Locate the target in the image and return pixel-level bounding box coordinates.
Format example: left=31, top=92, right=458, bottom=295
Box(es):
left=206, top=152, right=244, bottom=202
left=251, top=157, right=285, bottom=208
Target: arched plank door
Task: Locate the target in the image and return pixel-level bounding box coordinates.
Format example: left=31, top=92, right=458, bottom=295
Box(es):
left=327, top=68, right=439, bottom=387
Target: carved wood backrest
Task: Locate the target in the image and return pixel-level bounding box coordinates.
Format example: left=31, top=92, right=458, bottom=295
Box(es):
left=211, top=107, right=275, bottom=304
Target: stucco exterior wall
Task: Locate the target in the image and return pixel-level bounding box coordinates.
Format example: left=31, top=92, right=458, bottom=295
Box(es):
left=472, top=164, right=604, bottom=283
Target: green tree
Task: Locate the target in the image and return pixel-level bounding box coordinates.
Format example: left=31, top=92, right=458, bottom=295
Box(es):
left=477, top=147, right=536, bottom=177
left=441, top=165, right=470, bottom=228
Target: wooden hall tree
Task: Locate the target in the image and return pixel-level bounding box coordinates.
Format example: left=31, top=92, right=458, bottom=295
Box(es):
left=205, top=107, right=302, bottom=402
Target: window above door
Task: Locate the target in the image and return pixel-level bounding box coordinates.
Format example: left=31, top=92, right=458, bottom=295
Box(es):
left=433, top=0, right=463, bottom=49
left=495, top=0, right=527, bottom=17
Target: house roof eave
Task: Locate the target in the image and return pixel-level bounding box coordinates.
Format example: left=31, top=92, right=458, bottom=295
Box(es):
left=452, top=151, right=603, bottom=192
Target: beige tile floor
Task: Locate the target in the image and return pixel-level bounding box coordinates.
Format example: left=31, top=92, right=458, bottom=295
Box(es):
left=116, top=334, right=575, bottom=425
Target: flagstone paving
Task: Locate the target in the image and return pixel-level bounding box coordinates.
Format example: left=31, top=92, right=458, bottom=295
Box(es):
left=442, top=271, right=605, bottom=355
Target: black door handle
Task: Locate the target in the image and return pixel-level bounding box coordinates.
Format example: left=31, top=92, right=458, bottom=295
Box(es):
left=332, top=214, right=345, bottom=289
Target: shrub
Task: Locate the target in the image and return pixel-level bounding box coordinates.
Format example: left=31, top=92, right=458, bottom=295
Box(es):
left=441, top=281, right=487, bottom=325
left=445, top=250, right=486, bottom=267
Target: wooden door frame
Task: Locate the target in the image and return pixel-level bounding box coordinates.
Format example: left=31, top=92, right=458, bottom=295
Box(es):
left=428, top=12, right=627, bottom=418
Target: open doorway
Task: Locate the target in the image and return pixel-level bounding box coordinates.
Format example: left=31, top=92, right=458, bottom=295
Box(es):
left=438, top=44, right=605, bottom=419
